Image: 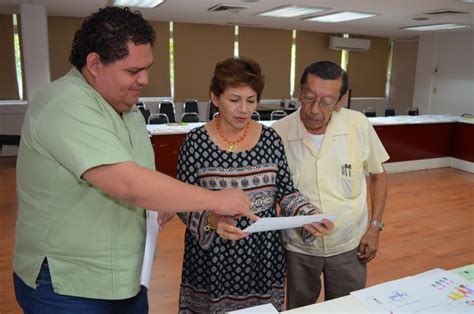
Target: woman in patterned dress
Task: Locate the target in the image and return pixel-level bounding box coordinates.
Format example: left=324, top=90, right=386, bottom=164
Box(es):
left=176, top=57, right=334, bottom=313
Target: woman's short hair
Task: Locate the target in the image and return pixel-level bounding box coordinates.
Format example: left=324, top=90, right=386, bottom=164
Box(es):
left=209, top=57, right=265, bottom=102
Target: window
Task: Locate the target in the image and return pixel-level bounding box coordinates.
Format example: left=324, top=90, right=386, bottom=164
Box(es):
left=340, top=34, right=349, bottom=71
left=13, top=14, right=23, bottom=100
left=234, top=25, right=239, bottom=57
left=169, top=21, right=174, bottom=99
left=290, top=30, right=297, bottom=98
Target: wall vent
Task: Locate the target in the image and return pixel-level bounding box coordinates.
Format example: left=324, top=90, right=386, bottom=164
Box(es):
left=208, top=4, right=248, bottom=14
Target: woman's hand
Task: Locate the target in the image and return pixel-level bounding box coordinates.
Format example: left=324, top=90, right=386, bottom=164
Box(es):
left=211, top=213, right=249, bottom=241
left=303, top=218, right=335, bottom=238
left=157, top=211, right=175, bottom=230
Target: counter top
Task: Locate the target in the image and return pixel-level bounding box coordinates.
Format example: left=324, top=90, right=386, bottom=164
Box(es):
left=369, top=114, right=474, bottom=126
left=147, top=121, right=274, bottom=135
left=147, top=115, right=473, bottom=135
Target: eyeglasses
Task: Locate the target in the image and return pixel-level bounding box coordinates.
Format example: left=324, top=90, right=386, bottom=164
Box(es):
left=300, top=93, right=338, bottom=110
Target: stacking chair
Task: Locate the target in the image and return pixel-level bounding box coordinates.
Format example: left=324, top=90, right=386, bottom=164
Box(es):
left=363, top=107, right=376, bottom=117
left=0, top=134, right=21, bottom=155
left=159, top=100, right=176, bottom=123
left=208, top=100, right=219, bottom=121
left=407, top=107, right=419, bottom=116
left=251, top=111, right=260, bottom=121
left=183, top=99, right=199, bottom=114
left=384, top=108, right=396, bottom=116
left=270, top=110, right=287, bottom=120
left=181, top=112, right=200, bottom=123
left=287, top=101, right=297, bottom=109
left=137, top=103, right=151, bottom=123
left=148, top=113, right=169, bottom=124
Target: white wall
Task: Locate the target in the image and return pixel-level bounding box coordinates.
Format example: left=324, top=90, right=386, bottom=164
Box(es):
left=0, top=4, right=50, bottom=156
left=413, top=31, right=474, bottom=115
left=20, top=4, right=51, bottom=102
left=389, top=39, right=418, bottom=115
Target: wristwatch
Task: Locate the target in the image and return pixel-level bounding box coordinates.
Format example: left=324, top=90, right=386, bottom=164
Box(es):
left=370, top=220, right=384, bottom=231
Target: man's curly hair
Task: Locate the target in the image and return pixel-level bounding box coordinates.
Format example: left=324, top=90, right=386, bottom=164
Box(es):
left=69, top=6, right=156, bottom=70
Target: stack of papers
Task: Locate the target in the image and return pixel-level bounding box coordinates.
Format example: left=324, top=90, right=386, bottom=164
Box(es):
left=351, top=268, right=474, bottom=313
left=228, top=303, right=278, bottom=313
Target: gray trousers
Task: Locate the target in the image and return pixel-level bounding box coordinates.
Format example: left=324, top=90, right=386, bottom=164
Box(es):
left=285, top=248, right=367, bottom=310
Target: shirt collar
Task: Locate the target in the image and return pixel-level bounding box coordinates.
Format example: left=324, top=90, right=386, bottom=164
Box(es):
left=288, top=107, right=349, bottom=141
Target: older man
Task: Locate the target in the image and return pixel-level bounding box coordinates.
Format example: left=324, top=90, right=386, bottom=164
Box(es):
left=273, top=61, right=389, bottom=309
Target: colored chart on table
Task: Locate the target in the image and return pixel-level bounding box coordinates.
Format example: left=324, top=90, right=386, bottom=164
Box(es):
left=351, top=268, right=474, bottom=313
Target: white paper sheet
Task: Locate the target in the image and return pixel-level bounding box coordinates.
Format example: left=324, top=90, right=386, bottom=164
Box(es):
left=242, top=213, right=336, bottom=233
left=227, top=303, right=279, bottom=313
left=351, top=269, right=474, bottom=313
left=140, top=210, right=159, bottom=288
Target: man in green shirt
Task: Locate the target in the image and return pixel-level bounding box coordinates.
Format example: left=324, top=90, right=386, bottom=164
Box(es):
left=13, top=7, right=254, bottom=314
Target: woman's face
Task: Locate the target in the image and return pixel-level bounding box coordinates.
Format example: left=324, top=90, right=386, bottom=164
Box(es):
left=211, top=85, right=258, bottom=131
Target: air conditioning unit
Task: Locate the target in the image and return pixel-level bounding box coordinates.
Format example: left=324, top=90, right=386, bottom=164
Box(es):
left=329, top=36, right=371, bottom=52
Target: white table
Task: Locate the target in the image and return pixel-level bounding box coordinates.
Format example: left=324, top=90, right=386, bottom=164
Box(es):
left=281, top=265, right=473, bottom=313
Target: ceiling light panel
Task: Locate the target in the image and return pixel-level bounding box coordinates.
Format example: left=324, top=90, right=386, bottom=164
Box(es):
left=110, top=0, right=164, bottom=8
left=305, top=11, right=377, bottom=23
left=402, top=23, right=471, bottom=31
left=258, top=5, right=327, bottom=18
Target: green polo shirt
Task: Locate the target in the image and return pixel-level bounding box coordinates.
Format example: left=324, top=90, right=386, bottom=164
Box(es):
left=13, top=68, right=155, bottom=300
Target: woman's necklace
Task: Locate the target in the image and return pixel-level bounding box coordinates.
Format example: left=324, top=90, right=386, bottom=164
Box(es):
left=215, top=116, right=250, bottom=152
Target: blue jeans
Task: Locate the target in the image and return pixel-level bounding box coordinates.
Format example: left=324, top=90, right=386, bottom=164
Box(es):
left=13, top=260, right=148, bottom=314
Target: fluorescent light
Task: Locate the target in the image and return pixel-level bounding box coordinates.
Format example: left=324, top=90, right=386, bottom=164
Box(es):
left=304, top=11, right=376, bottom=23
left=402, top=23, right=471, bottom=31
left=258, top=5, right=327, bottom=18
left=110, top=0, right=164, bottom=8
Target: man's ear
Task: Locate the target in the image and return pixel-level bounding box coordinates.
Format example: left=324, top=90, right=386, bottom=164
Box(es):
left=296, top=85, right=303, bottom=102
left=334, top=91, right=348, bottom=113
left=85, top=52, right=102, bottom=77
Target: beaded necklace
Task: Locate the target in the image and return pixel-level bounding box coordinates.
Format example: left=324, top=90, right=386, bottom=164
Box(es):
left=215, top=115, right=250, bottom=152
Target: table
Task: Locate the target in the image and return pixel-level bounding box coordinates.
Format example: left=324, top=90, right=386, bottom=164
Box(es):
left=282, top=265, right=473, bottom=313
left=147, top=115, right=474, bottom=177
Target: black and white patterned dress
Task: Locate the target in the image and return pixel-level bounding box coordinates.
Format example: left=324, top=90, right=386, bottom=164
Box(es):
left=176, top=125, right=317, bottom=313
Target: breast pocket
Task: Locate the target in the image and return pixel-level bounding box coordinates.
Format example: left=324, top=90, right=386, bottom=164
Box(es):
left=340, top=166, right=364, bottom=198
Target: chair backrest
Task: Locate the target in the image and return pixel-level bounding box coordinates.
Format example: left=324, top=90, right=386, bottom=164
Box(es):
left=183, top=99, right=199, bottom=114
left=0, top=135, right=21, bottom=154
left=384, top=108, right=395, bottom=117
left=159, top=100, right=176, bottom=123
left=181, top=112, right=200, bottom=123
left=148, top=113, right=169, bottom=124
left=137, top=106, right=151, bottom=123
left=363, top=107, right=376, bottom=117
left=251, top=111, right=260, bottom=121
left=208, top=100, right=219, bottom=121
left=407, top=107, right=419, bottom=116
left=270, top=110, right=287, bottom=120
left=287, top=101, right=297, bottom=109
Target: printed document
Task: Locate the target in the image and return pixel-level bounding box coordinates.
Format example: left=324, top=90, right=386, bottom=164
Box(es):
left=243, top=213, right=336, bottom=233
left=140, top=210, right=159, bottom=288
